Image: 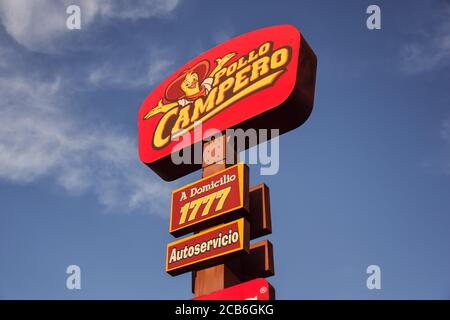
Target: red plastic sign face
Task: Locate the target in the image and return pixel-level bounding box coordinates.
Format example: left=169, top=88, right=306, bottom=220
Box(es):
left=138, top=24, right=317, bottom=181
left=170, top=163, right=248, bottom=237
left=194, top=278, right=273, bottom=300
left=166, top=218, right=249, bottom=276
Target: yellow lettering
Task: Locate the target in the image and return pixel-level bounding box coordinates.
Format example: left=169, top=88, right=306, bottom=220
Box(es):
left=216, top=77, right=235, bottom=105
left=153, top=44, right=292, bottom=150
left=171, top=105, right=191, bottom=134
left=153, top=107, right=178, bottom=148
left=233, top=65, right=251, bottom=93
left=248, top=50, right=258, bottom=64
left=258, top=42, right=271, bottom=56
left=213, top=68, right=227, bottom=87
left=271, top=47, right=289, bottom=69
left=176, top=187, right=233, bottom=226
left=237, top=56, right=248, bottom=70
left=226, top=62, right=237, bottom=77
left=250, top=56, right=270, bottom=82
left=191, top=87, right=217, bottom=122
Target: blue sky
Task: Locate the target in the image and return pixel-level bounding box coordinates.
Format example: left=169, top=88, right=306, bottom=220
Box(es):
left=1, top=0, right=450, bottom=299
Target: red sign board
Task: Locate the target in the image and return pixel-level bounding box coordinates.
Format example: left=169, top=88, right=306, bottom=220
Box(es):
left=170, top=163, right=249, bottom=237
left=138, top=24, right=317, bottom=181
left=194, top=278, right=273, bottom=300
left=166, top=218, right=249, bottom=276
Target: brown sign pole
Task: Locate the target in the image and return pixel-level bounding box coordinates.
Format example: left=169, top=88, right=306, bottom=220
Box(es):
left=193, top=134, right=242, bottom=297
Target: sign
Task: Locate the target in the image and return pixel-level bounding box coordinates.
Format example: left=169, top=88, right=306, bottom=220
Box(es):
left=248, top=183, right=271, bottom=239
left=194, top=278, right=274, bottom=300
left=166, top=218, right=249, bottom=276
left=232, top=240, right=274, bottom=282
left=138, top=24, right=317, bottom=181
left=170, top=163, right=249, bottom=237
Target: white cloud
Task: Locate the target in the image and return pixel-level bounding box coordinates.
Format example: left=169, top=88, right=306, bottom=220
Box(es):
left=0, top=0, right=180, bottom=52
left=211, top=30, right=233, bottom=46
left=96, top=0, right=179, bottom=20
left=440, top=116, right=450, bottom=176
left=0, top=0, right=180, bottom=214
left=88, top=48, right=174, bottom=88
left=0, top=65, right=171, bottom=215
left=400, top=7, right=450, bottom=74
left=442, top=118, right=450, bottom=143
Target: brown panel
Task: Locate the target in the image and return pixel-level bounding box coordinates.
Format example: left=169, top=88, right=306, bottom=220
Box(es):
left=193, top=239, right=275, bottom=293
left=239, top=240, right=275, bottom=281
left=249, top=183, right=272, bottom=239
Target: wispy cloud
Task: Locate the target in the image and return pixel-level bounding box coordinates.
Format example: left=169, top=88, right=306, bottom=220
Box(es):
left=0, top=1, right=178, bottom=215
left=95, top=0, right=179, bottom=20
left=0, top=70, right=171, bottom=214
left=0, top=0, right=180, bottom=52
left=441, top=116, right=450, bottom=174
left=442, top=118, right=450, bottom=143
left=399, top=4, right=450, bottom=75
left=88, top=48, right=174, bottom=89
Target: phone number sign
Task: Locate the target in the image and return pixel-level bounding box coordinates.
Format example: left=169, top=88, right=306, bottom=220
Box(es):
left=170, top=163, right=249, bottom=237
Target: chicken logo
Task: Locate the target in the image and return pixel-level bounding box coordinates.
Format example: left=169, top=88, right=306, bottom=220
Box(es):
left=143, top=52, right=236, bottom=120
left=144, top=41, right=292, bottom=149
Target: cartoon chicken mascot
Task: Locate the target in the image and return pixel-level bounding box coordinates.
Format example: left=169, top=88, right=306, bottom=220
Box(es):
left=143, top=53, right=236, bottom=119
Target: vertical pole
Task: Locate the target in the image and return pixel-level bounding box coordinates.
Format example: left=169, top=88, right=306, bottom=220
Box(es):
left=192, top=134, right=241, bottom=297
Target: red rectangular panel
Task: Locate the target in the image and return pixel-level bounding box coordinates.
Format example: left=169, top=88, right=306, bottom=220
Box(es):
left=166, top=218, right=249, bottom=276
left=194, top=278, right=274, bottom=300
left=170, top=163, right=249, bottom=237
